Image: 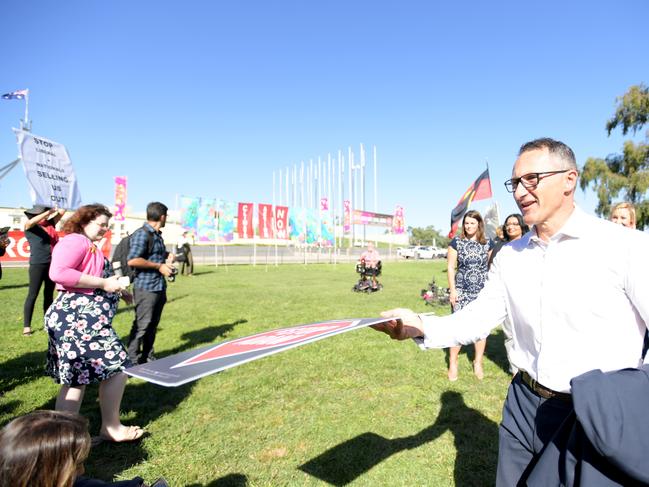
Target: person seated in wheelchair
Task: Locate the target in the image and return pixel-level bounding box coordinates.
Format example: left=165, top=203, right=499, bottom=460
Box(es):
left=358, top=243, right=381, bottom=290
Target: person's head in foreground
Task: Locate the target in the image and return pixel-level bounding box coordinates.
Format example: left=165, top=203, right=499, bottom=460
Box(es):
left=63, top=204, right=113, bottom=242
left=460, top=209, right=487, bottom=243
left=610, top=202, right=636, bottom=229
left=502, top=213, right=529, bottom=241
left=505, top=138, right=579, bottom=238
left=0, top=410, right=90, bottom=487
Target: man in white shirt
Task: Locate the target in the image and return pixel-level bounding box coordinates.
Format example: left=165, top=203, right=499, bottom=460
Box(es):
left=373, top=138, right=649, bottom=486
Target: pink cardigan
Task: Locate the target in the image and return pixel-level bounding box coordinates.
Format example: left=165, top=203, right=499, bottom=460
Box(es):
left=49, top=233, right=106, bottom=294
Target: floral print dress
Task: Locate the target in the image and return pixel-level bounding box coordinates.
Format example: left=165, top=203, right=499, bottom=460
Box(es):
left=450, top=237, right=493, bottom=311
left=45, top=259, right=130, bottom=386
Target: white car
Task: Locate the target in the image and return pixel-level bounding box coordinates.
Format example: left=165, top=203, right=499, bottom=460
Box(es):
left=415, top=246, right=447, bottom=259
left=397, top=246, right=417, bottom=259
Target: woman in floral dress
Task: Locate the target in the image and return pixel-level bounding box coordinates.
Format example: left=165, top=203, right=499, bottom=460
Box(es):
left=446, top=210, right=493, bottom=381
left=45, top=204, right=143, bottom=443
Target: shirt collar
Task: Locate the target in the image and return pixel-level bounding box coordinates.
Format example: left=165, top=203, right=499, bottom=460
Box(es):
left=527, top=205, right=587, bottom=247
left=143, top=222, right=161, bottom=235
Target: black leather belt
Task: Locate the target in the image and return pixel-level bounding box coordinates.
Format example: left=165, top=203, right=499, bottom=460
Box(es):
left=520, top=371, right=572, bottom=402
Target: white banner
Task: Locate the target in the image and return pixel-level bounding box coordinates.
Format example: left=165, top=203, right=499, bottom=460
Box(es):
left=14, top=129, right=82, bottom=209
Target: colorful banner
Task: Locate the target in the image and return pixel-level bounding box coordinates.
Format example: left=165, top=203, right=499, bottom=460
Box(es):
left=237, top=202, right=254, bottom=239
left=352, top=210, right=394, bottom=227
left=197, top=198, right=218, bottom=242
left=343, top=200, right=351, bottom=234
left=320, top=213, right=334, bottom=247
left=274, top=205, right=289, bottom=240
left=125, top=318, right=391, bottom=387
left=15, top=129, right=82, bottom=209
left=320, top=197, right=329, bottom=212
left=179, top=196, right=200, bottom=232
left=258, top=204, right=274, bottom=239
left=289, top=207, right=305, bottom=242
left=114, top=176, right=127, bottom=221
left=0, top=230, right=112, bottom=262
left=217, top=200, right=235, bottom=242
left=305, top=208, right=318, bottom=244
left=393, top=205, right=405, bottom=235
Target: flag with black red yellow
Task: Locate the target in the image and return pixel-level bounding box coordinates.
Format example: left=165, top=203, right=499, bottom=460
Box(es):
left=448, top=168, right=492, bottom=237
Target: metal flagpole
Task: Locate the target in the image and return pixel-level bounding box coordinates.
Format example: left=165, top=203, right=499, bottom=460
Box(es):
left=348, top=147, right=353, bottom=248
left=373, top=145, right=377, bottom=213
left=273, top=172, right=278, bottom=266
left=360, top=143, right=366, bottom=244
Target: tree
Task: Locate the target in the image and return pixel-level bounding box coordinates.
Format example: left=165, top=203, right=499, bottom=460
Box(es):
left=408, top=225, right=450, bottom=248
left=580, top=84, right=649, bottom=230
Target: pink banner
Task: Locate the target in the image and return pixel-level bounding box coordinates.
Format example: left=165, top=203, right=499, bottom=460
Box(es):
left=393, top=205, right=405, bottom=234
left=258, top=204, right=274, bottom=239
left=114, top=176, right=127, bottom=221
left=343, top=200, right=351, bottom=234
left=320, top=197, right=329, bottom=211
left=274, top=205, right=289, bottom=239
left=352, top=210, right=393, bottom=227
left=237, top=202, right=254, bottom=239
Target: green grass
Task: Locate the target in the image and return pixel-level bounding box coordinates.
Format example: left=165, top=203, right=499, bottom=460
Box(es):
left=0, top=262, right=511, bottom=486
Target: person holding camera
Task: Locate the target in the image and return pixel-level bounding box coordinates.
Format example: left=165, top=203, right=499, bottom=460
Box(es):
left=126, top=202, right=174, bottom=365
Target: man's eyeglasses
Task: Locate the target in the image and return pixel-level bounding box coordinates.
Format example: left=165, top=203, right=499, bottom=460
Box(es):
left=504, top=170, right=570, bottom=193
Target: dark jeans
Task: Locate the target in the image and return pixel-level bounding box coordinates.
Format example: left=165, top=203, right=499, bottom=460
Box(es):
left=180, top=248, right=193, bottom=275
left=127, top=288, right=167, bottom=364
left=23, top=262, right=55, bottom=328
left=496, top=373, right=573, bottom=486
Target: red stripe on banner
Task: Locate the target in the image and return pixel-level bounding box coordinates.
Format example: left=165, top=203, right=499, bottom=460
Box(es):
left=175, top=320, right=356, bottom=367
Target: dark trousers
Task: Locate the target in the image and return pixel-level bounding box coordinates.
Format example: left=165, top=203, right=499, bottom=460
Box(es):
left=180, top=248, right=193, bottom=275
left=23, top=262, right=55, bottom=328
left=496, top=373, right=573, bottom=486
left=127, top=288, right=167, bottom=364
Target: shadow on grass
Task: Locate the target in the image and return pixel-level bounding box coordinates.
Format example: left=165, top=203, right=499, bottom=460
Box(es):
left=0, top=283, right=29, bottom=290
left=299, top=391, right=498, bottom=486
left=0, top=350, right=46, bottom=396
left=187, top=473, right=249, bottom=486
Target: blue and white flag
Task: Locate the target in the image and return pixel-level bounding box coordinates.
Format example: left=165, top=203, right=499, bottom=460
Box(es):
left=2, top=89, right=28, bottom=100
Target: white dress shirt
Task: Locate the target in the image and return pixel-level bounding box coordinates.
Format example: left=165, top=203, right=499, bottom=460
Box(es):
left=419, top=207, right=649, bottom=392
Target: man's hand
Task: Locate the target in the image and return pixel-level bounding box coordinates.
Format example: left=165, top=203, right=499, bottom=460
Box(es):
left=371, top=308, right=425, bottom=340
left=158, top=263, right=174, bottom=277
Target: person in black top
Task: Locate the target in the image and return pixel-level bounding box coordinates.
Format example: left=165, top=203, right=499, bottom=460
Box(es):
left=22, top=205, right=66, bottom=336
left=0, top=230, right=8, bottom=280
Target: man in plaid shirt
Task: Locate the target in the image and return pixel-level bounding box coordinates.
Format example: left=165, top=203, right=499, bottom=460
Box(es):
left=126, top=202, right=174, bottom=364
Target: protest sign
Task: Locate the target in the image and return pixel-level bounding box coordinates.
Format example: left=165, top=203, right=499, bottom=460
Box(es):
left=15, top=129, right=82, bottom=209
left=125, top=317, right=390, bottom=387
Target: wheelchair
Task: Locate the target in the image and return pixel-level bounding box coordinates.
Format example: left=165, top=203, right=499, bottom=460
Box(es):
left=352, top=260, right=383, bottom=293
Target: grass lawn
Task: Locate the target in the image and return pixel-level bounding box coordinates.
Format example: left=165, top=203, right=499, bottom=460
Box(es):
left=0, top=261, right=511, bottom=486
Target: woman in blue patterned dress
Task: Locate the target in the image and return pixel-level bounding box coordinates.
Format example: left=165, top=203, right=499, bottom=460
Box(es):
left=45, top=204, right=143, bottom=443
left=446, top=210, right=493, bottom=381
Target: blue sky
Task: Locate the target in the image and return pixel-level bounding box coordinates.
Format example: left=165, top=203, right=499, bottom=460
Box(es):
left=1, top=1, right=647, bottom=232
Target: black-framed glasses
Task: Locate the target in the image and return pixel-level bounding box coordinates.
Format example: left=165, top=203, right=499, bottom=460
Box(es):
left=504, top=170, right=570, bottom=193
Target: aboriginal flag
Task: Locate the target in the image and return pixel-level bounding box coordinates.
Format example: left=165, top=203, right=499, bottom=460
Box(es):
left=448, top=169, right=492, bottom=237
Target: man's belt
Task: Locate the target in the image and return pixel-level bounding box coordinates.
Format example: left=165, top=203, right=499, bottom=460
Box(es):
left=520, top=371, right=572, bottom=402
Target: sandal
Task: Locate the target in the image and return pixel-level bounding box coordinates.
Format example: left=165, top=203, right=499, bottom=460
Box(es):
left=22, top=328, right=33, bottom=337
